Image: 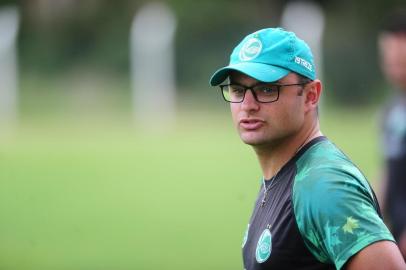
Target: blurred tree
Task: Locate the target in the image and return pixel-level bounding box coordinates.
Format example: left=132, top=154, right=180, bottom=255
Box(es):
left=19, top=0, right=140, bottom=75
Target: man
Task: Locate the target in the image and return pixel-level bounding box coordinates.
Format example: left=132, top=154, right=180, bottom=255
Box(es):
left=210, top=28, right=406, bottom=269
left=378, top=8, right=406, bottom=260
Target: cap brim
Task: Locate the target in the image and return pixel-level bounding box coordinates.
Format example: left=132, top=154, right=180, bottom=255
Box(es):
left=209, top=62, right=290, bottom=86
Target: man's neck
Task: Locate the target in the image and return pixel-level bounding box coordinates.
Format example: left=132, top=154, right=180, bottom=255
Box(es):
left=254, top=122, right=322, bottom=180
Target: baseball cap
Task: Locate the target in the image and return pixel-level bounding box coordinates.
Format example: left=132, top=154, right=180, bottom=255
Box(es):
left=209, top=27, right=316, bottom=86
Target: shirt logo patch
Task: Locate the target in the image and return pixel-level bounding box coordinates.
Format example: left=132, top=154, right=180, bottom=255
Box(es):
left=255, top=228, right=272, bottom=263
left=242, top=224, right=250, bottom=248
left=239, top=38, right=262, bottom=61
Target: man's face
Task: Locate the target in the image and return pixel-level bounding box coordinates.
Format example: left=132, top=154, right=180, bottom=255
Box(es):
left=379, top=33, right=406, bottom=90
left=229, top=72, right=306, bottom=147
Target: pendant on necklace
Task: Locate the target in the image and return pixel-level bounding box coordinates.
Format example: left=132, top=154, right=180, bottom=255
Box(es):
left=261, top=194, right=267, bottom=207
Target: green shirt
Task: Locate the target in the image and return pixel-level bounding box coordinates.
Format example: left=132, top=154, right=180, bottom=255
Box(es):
left=293, top=138, right=395, bottom=269
left=242, top=137, right=394, bottom=270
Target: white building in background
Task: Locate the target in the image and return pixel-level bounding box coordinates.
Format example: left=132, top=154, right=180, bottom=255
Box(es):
left=130, top=2, right=177, bottom=132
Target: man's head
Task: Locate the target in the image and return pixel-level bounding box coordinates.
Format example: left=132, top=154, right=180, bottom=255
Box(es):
left=210, top=28, right=322, bottom=147
left=379, top=8, right=406, bottom=90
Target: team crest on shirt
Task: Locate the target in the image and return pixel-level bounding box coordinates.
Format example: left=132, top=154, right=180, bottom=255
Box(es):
left=255, top=228, right=272, bottom=263
left=239, top=37, right=262, bottom=61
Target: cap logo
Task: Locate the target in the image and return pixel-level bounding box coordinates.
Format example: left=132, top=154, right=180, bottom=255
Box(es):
left=239, top=37, right=262, bottom=61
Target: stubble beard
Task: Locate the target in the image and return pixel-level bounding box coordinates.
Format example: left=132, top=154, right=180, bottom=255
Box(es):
left=238, top=125, right=301, bottom=151
left=238, top=127, right=280, bottom=149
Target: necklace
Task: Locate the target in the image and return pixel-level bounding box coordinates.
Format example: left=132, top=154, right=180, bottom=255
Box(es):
left=261, top=175, right=276, bottom=207
left=260, top=135, right=315, bottom=207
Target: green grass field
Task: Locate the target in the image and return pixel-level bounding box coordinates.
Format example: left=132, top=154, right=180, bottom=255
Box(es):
left=0, top=106, right=383, bottom=270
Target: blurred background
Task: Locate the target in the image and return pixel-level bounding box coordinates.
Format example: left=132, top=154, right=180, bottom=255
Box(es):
left=0, top=0, right=404, bottom=269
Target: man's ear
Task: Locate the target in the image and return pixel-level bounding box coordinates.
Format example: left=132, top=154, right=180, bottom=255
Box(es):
left=304, top=80, right=322, bottom=113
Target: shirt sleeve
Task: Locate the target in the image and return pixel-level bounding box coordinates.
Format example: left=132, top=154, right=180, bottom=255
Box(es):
left=293, top=164, right=395, bottom=270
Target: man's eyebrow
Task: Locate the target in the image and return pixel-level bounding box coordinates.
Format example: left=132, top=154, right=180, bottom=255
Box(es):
left=228, top=80, right=244, bottom=85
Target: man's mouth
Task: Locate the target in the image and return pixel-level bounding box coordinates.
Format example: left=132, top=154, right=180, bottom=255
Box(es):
left=239, top=118, right=265, bottom=130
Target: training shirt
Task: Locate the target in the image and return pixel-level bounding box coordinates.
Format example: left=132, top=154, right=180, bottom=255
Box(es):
left=242, top=136, right=394, bottom=270
left=381, top=95, right=406, bottom=239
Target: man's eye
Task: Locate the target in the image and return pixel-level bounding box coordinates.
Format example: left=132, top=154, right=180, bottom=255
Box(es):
left=231, top=87, right=245, bottom=94
left=259, top=86, right=276, bottom=94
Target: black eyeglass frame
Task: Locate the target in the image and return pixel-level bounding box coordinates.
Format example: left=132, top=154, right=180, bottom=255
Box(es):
left=219, top=81, right=312, bottom=103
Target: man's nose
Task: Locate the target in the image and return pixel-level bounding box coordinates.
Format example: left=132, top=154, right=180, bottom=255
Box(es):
left=241, top=89, right=260, bottom=111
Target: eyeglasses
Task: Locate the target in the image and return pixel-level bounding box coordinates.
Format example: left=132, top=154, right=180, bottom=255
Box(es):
left=219, top=81, right=311, bottom=103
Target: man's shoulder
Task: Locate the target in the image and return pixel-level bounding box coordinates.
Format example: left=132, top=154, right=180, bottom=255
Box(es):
left=382, top=94, right=406, bottom=124
left=293, top=138, right=370, bottom=196
left=296, top=138, right=360, bottom=179
left=381, top=95, right=406, bottom=158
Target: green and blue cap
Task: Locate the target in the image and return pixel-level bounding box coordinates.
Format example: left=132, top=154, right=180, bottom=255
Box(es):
left=209, top=28, right=316, bottom=86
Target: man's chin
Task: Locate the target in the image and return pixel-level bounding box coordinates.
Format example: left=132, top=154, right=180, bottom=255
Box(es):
left=239, top=134, right=267, bottom=146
